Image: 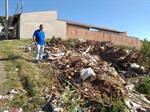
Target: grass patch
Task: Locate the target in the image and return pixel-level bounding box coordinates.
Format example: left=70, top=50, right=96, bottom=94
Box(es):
left=116, top=44, right=133, bottom=50
left=0, top=39, right=52, bottom=110
left=67, top=38, right=79, bottom=43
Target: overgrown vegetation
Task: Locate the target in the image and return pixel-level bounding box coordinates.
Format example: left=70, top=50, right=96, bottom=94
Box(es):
left=136, top=39, right=150, bottom=98
left=136, top=77, right=150, bottom=95
left=0, top=16, right=12, bottom=26
left=139, top=39, right=150, bottom=72
left=67, top=38, right=79, bottom=43
left=116, top=44, right=133, bottom=50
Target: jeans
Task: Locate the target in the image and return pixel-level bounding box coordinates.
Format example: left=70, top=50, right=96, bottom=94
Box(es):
left=35, top=44, right=44, bottom=60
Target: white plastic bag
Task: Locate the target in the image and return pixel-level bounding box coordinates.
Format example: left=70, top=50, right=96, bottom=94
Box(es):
left=80, top=68, right=96, bottom=80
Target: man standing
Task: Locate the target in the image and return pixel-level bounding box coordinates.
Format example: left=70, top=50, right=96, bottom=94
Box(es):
left=33, top=24, right=45, bottom=63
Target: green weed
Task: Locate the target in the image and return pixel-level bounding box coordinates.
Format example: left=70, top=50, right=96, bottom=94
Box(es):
left=67, top=38, right=79, bottom=43
left=136, top=77, right=150, bottom=95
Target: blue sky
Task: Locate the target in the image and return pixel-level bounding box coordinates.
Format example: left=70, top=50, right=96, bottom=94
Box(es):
left=0, top=0, right=150, bottom=41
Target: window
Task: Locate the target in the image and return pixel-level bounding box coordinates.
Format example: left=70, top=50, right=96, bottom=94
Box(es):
left=89, top=28, right=99, bottom=32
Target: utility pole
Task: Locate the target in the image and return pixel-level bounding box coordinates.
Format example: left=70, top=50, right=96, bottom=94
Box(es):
left=5, top=0, right=8, bottom=39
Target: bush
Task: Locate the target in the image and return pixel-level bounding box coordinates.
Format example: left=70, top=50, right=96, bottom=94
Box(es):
left=116, top=44, right=133, bottom=50
left=136, top=77, right=150, bottom=95
left=139, top=39, right=150, bottom=73
left=67, top=38, right=79, bottom=43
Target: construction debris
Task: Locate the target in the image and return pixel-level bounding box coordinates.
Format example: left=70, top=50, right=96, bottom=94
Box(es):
left=39, top=38, right=149, bottom=112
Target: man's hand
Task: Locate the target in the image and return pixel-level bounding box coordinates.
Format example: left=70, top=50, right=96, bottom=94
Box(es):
left=33, top=36, right=37, bottom=46
left=35, top=42, right=37, bottom=46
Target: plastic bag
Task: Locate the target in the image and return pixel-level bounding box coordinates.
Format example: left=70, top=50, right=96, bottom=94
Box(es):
left=80, top=68, right=96, bottom=80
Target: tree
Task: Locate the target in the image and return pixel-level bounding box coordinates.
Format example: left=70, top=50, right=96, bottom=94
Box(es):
left=0, top=16, right=5, bottom=26
left=0, top=16, right=13, bottom=26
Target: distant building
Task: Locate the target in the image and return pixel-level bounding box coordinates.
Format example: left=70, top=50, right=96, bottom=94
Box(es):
left=11, top=10, right=66, bottom=39
left=10, top=10, right=142, bottom=48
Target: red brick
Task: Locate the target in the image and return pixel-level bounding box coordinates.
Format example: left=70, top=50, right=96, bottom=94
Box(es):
left=66, top=25, right=142, bottom=49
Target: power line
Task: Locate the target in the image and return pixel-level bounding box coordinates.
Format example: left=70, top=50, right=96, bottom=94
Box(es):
left=21, top=0, right=24, bottom=13
left=14, top=0, right=24, bottom=14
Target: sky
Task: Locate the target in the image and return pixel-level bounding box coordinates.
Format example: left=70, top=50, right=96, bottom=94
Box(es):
left=0, top=0, right=150, bottom=41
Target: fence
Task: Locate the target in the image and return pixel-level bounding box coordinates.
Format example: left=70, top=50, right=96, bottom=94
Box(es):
left=66, top=25, right=142, bottom=49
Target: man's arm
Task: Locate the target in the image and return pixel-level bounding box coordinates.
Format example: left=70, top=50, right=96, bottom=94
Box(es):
left=33, top=35, right=37, bottom=46
left=33, top=31, right=37, bottom=46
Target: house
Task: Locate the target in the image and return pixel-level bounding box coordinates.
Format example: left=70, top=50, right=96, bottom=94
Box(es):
left=11, top=10, right=141, bottom=48
left=11, top=10, right=66, bottom=39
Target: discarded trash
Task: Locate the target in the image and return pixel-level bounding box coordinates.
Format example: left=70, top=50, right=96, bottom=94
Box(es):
left=80, top=67, right=96, bottom=80
left=53, top=107, right=63, bottom=112
left=15, top=68, right=19, bottom=72
left=8, top=89, right=19, bottom=94
left=13, top=107, right=23, bottom=112
left=76, top=109, right=82, bottom=112
left=82, top=45, right=94, bottom=56
left=4, top=111, right=9, bottom=112
left=125, top=99, right=141, bottom=111
left=20, top=44, right=36, bottom=52
left=40, top=103, right=53, bottom=112
left=24, top=46, right=31, bottom=52
left=0, top=95, right=4, bottom=102
left=49, top=52, right=65, bottom=57
left=9, top=95, right=14, bottom=100
left=125, top=84, right=135, bottom=91
left=130, top=63, right=145, bottom=73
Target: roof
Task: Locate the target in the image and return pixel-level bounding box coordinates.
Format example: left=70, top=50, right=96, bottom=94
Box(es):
left=58, top=19, right=121, bottom=33
left=10, top=12, right=122, bottom=33
left=11, top=14, right=20, bottom=26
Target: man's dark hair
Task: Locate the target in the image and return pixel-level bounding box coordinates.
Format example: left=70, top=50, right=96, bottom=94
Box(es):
left=39, top=24, right=43, bottom=27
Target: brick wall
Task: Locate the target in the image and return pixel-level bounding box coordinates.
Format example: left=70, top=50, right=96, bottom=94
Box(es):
left=66, top=24, right=142, bottom=49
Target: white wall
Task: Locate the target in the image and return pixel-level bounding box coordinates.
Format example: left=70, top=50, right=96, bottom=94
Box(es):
left=19, top=10, right=66, bottom=39
left=0, top=27, right=3, bottom=32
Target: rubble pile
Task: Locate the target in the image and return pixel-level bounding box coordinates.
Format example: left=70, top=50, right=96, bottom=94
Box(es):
left=40, top=38, right=149, bottom=111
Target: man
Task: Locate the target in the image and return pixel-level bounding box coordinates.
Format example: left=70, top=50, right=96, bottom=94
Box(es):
left=33, top=24, right=45, bottom=63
